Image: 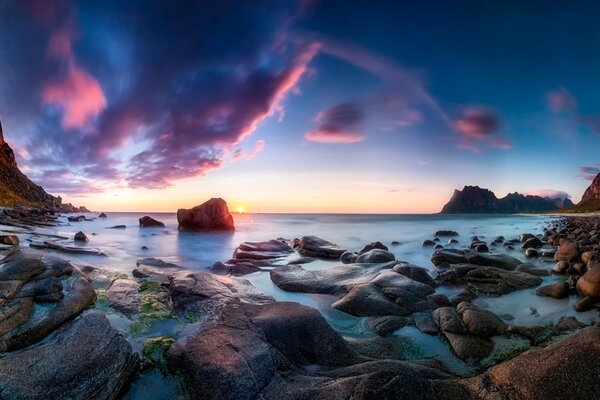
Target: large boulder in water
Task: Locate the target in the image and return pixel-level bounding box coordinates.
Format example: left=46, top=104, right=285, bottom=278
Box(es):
left=177, top=198, right=234, bottom=231
left=577, top=264, right=600, bottom=298
left=139, top=215, right=165, bottom=228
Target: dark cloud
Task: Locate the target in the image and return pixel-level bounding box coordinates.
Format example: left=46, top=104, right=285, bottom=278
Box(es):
left=455, top=106, right=511, bottom=151
left=305, top=102, right=365, bottom=143
left=0, top=0, right=314, bottom=194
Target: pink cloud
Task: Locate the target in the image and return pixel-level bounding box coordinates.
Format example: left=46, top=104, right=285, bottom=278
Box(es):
left=526, top=189, right=570, bottom=199
left=42, top=61, right=107, bottom=130
left=456, top=106, right=512, bottom=151
left=547, top=87, right=577, bottom=113
left=305, top=129, right=364, bottom=143
left=232, top=140, right=266, bottom=161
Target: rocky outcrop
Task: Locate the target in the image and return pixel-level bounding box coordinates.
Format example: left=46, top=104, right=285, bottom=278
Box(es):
left=577, top=172, right=600, bottom=210
left=440, top=185, right=571, bottom=213
left=177, top=198, right=235, bottom=231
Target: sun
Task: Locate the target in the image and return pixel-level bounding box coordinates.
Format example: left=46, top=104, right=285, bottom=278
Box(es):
left=236, top=207, right=246, bottom=214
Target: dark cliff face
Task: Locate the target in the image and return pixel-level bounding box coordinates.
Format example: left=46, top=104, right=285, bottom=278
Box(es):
left=441, top=186, right=570, bottom=214
left=579, top=173, right=600, bottom=208
left=0, top=119, right=58, bottom=207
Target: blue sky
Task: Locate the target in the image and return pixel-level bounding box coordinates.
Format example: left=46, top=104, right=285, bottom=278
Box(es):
left=0, top=0, right=598, bottom=212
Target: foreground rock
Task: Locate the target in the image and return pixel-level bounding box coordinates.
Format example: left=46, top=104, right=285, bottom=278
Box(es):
left=0, top=311, right=138, bottom=400
left=577, top=264, right=600, bottom=298
left=432, top=248, right=522, bottom=270
left=106, top=279, right=141, bottom=315
left=435, top=264, right=542, bottom=295
left=177, top=198, right=234, bottom=231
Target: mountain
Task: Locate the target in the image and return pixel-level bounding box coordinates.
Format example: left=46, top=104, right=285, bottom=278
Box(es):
left=0, top=119, right=87, bottom=211
left=440, top=185, right=572, bottom=214
left=578, top=172, right=600, bottom=210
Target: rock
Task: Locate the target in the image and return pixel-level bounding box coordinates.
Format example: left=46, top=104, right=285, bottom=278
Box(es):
left=536, top=282, right=570, bottom=299
left=456, top=302, right=507, bottom=337
left=576, top=264, right=600, bottom=298
left=133, top=258, right=185, bottom=282
left=177, top=198, right=234, bottom=231
left=473, top=243, right=489, bottom=253
left=432, top=307, right=467, bottom=334
left=364, top=316, right=408, bottom=336
left=422, top=239, right=436, bottom=247
left=98, top=212, right=107, bottom=218
left=434, top=230, right=458, bottom=237
left=332, top=283, right=411, bottom=317
left=355, top=249, right=395, bottom=263
left=449, top=288, right=477, bottom=305
left=524, top=248, right=538, bottom=258
left=521, top=237, right=542, bottom=249
left=358, top=241, right=388, bottom=253
left=108, top=225, right=126, bottom=229
left=391, top=241, right=400, bottom=245
left=431, top=249, right=522, bottom=270
left=415, top=314, right=439, bottom=335
left=392, top=262, right=437, bottom=287
left=0, top=234, right=19, bottom=245
left=516, top=263, right=551, bottom=276
left=575, top=296, right=596, bottom=312
left=106, top=279, right=141, bottom=315
left=427, top=293, right=451, bottom=310
left=74, top=231, right=88, bottom=242
left=0, top=311, right=138, bottom=400
left=67, top=215, right=86, bottom=222
left=443, top=332, right=494, bottom=361
left=553, top=260, right=569, bottom=274
left=448, top=239, right=459, bottom=245
left=139, top=216, right=165, bottom=228
left=554, top=239, right=579, bottom=262
left=463, top=266, right=542, bottom=295
left=292, top=236, right=346, bottom=259
left=446, top=326, right=600, bottom=400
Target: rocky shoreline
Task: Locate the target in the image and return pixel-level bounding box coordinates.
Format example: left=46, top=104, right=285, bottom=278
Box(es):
left=0, top=208, right=598, bottom=399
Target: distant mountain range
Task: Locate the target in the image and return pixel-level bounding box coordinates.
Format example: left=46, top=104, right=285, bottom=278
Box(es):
left=0, top=119, right=87, bottom=212
left=440, top=185, right=574, bottom=214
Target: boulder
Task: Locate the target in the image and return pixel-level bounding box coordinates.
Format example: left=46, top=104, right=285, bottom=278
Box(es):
left=74, top=231, right=88, bottom=242
left=98, top=212, right=108, bottom=218
left=464, top=266, right=542, bottom=295
left=456, top=302, right=507, bottom=337
left=0, top=235, right=19, bottom=245
left=392, top=262, right=437, bottom=287
left=415, top=314, right=439, bottom=335
left=358, top=241, right=388, bottom=253
left=431, top=249, right=521, bottom=270
left=364, top=316, right=408, bottom=336
left=553, top=260, right=569, bottom=274
left=0, top=311, right=138, bottom=400
left=139, top=216, right=165, bottom=228
left=431, top=307, right=467, bottom=334
left=355, top=249, right=395, bottom=263
left=516, top=263, right=551, bottom=277
left=443, top=332, right=494, bottom=361
left=332, top=284, right=411, bottom=317
left=576, top=264, right=600, bottom=298
left=177, top=198, right=235, bottom=231
left=536, top=282, right=570, bottom=299
left=106, top=279, right=141, bottom=315
left=434, top=230, right=458, bottom=237
left=554, top=239, right=580, bottom=262
left=291, top=236, right=346, bottom=259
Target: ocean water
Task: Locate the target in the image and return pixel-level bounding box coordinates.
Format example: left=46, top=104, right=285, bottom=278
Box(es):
left=15, top=212, right=600, bottom=394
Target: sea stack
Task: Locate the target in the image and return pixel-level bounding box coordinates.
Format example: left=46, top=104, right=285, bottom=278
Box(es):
left=177, top=198, right=235, bottom=231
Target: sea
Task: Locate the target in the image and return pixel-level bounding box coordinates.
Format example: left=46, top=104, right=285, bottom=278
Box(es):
left=23, top=212, right=600, bottom=398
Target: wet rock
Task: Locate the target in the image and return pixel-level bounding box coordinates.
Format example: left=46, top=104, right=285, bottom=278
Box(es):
left=427, top=293, right=451, bottom=310
left=516, top=263, right=551, bottom=276
left=74, top=231, right=88, bottom=242
left=67, top=215, right=86, bottom=222
left=536, top=282, right=570, bottom=299
left=473, top=243, right=489, bottom=253
left=177, top=198, right=235, bottom=231
left=332, top=283, right=411, bottom=317
left=553, top=260, right=569, bottom=274
left=358, top=241, right=388, bottom=253
left=524, top=248, right=538, bottom=258
left=448, top=239, right=459, bottom=245
left=107, top=225, right=126, bottom=229
left=463, top=266, right=542, bottom=295
left=575, top=296, right=596, bottom=312
left=106, top=279, right=141, bottom=315
left=434, top=230, right=458, bottom=237
left=449, top=288, right=477, bottom=306
left=443, top=332, right=493, bottom=361
left=456, top=302, right=507, bottom=337
left=554, top=316, right=586, bottom=331
left=521, top=237, right=542, bottom=249
left=364, top=316, right=408, bottom=336
left=133, top=258, right=185, bottom=282
left=432, top=307, right=467, bottom=334
left=98, top=212, right=107, bottom=218
left=576, top=264, right=600, bottom=298
left=554, top=238, right=580, bottom=262
left=355, top=249, right=395, bottom=263
left=292, top=235, right=346, bottom=259
left=392, top=262, right=437, bottom=287
left=139, top=216, right=165, bottom=228
left=0, top=311, right=138, bottom=400
left=519, top=233, right=535, bottom=243
left=0, top=234, right=19, bottom=245
left=434, top=244, right=444, bottom=250
left=422, top=239, right=436, bottom=247
left=431, top=249, right=522, bottom=270
left=391, top=241, right=400, bottom=246
left=415, top=314, right=438, bottom=335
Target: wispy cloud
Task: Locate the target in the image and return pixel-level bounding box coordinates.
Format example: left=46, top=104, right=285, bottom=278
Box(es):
left=305, top=102, right=365, bottom=144
left=455, top=106, right=512, bottom=152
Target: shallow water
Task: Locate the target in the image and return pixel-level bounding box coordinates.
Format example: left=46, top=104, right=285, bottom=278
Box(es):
left=7, top=212, right=599, bottom=394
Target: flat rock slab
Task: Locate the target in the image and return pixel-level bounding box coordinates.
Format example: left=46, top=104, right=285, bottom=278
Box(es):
left=0, top=311, right=138, bottom=400
left=106, top=279, right=141, bottom=315
left=291, top=235, right=347, bottom=259
left=432, top=249, right=522, bottom=270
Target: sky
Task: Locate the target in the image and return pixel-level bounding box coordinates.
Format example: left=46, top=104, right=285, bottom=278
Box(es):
left=1, top=0, right=600, bottom=213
